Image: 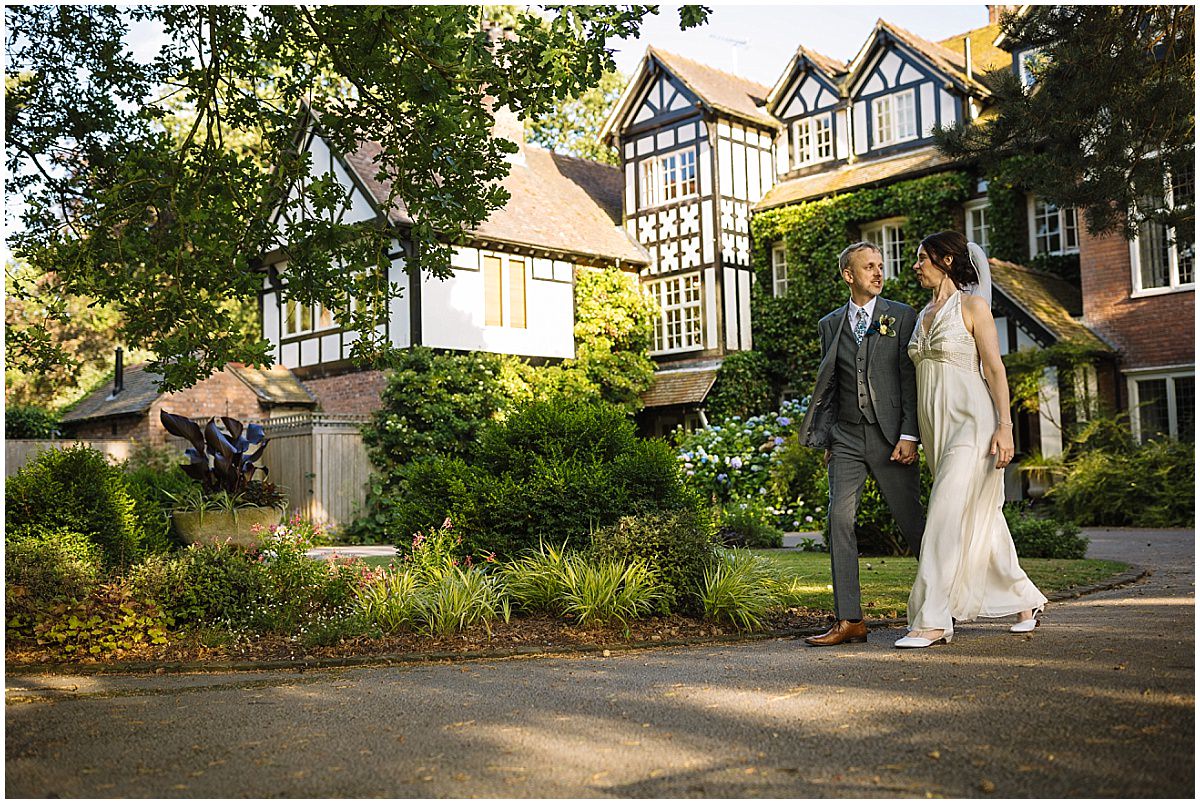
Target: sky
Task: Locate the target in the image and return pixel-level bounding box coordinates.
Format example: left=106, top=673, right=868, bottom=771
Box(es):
left=610, top=4, right=992, bottom=87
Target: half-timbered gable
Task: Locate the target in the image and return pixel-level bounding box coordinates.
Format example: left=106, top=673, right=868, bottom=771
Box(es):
left=844, top=21, right=988, bottom=159
left=767, top=47, right=850, bottom=179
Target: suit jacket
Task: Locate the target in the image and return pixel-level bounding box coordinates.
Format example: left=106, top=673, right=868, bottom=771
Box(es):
left=798, top=296, right=919, bottom=449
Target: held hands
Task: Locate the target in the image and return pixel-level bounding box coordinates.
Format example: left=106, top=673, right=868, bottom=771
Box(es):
left=890, top=439, right=918, bottom=465
left=990, top=424, right=1015, bottom=469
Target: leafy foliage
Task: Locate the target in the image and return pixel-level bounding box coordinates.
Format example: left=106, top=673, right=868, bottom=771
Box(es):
left=1048, top=439, right=1194, bottom=527
left=699, top=549, right=781, bottom=631
left=1003, top=503, right=1089, bottom=559
left=749, top=172, right=971, bottom=397
left=527, top=69, right=626, bottom=164
left=4, top=403, right=60, bottom=438
left=934, top=6, right=1195, bottom=238
left=717, top=499, right=784, bottom=549
left=7, top=5, right=708, bottom=391
left=5, top=526, right=104, bottom=633
left=558, top=557, right=663, bottom=627
left=499, top=541, right=573, bottom=612
left=159, top=411, right=275, bottom=500
left=704, top=351, right=777, bottom=422
left=589, top=508, right=717, bottom=614
left=6, top=445, right=146, bottom=566
left=33, top=583, right=172, bottom=656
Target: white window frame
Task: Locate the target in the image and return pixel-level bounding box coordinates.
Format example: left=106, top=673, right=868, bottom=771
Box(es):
left=638, top=147, right=698, bottom=209
left=771, top=243, right=788, bottom=298
left=792, top=112, right=833, bottom=168
left=872, top=88, right=917, bottom=148
left=1129, top=163, right=1195, bottom=297
left=481, top=251, right=528, bottom=329
left=1028, top=197, right=1079, bottom=256
left=860, top=217, right=909, bottom=280
left=1126, top=367, right=1195, bottom=443
left=965, top=199, right=991, bottom=253
left=282, top=297, right=337, bottom=338
left=646, top=273, right=703, bottom=354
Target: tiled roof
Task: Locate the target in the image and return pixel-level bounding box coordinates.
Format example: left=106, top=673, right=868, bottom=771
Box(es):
left=936, top=23, right=1010, bottom=74
left=343, top=140, right=648, bottom=265
left=990, top=259, right=1112, bottom=351
left=343, top=142, right=412, bottom=226
left=61, top=363, right=161, bottom=422
left=61, top=364, right=315, bottom=424
left=876, top=20, right=992, bottom=96
left=640, top=366, right=719, bottom=409
left=796, top=45, right=849, bottom=80
left=228, top=364, right=317, bottom=406
left=649, top=47, right=777, bottom=128
left=756, top=147, right=955, bottom=210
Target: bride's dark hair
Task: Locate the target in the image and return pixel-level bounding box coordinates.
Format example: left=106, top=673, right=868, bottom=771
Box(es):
left=920, top=231, right=978, bottom=289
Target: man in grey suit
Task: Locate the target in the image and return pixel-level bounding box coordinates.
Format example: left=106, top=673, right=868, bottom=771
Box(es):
left=797, top=241, right=925, bottom=646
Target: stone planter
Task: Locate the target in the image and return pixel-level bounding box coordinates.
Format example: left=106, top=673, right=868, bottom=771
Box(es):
left=172, top=507, right=284, bottom=548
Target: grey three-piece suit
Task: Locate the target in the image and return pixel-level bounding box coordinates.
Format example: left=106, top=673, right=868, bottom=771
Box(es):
left=797, top=297, right=926, bottom=621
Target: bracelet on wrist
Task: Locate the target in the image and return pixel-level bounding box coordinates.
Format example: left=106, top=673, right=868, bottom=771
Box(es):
left=998, top=421, right=1013, bottom=427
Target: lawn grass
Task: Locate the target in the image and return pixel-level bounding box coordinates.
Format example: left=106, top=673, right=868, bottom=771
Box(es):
left=753, top=551, right=1129, bottom=618
left=351, top=550, right=1128, bottom=619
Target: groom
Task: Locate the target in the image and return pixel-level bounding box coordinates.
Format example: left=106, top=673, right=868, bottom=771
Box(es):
left=797, top=241, right=925, bottom=646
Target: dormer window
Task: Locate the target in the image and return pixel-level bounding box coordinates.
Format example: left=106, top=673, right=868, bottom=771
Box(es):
left=873, top=88, right=917, bottom=147
left=639, top=147, right=697, bottom=208
left=793, top=112, right=833, bottom=167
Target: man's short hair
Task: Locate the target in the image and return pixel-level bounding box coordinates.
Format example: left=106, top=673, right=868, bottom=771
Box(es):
left=838, top=241, right=882, bottom=274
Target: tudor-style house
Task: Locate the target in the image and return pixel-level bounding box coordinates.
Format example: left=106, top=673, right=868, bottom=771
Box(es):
left=600, top=48, right=778, bottom=435
left=258, top=105, right=648, bottom=415
left=608, top=6, right=1121, bottom=464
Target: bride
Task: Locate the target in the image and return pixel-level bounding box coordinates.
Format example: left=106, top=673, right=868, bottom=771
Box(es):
left=897, top=231, right=1048, bottom=649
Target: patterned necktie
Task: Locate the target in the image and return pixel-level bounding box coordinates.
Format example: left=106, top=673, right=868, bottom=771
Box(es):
left=853, top=308, right=869, bottom=345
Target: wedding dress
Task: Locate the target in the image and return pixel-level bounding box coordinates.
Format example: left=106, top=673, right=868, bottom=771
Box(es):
left=905, top=290, right=1047, bottom=633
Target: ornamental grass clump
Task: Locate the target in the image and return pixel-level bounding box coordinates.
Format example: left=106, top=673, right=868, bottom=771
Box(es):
left=357, top=569, right=423, bottom=633
left=417, top=565, right=508, bottom=637
left=558, top=556, right=663, bottom=627
left=699, top=549, right=783, bottom=631
left=500, top=541, right=572, bottom=612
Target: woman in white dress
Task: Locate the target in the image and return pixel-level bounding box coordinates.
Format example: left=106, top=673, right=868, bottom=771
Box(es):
left=897, top=231, right=1048, bottom=649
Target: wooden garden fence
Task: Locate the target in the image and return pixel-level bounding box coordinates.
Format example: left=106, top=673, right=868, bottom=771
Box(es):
left=7, top=414, right=374, bottom=529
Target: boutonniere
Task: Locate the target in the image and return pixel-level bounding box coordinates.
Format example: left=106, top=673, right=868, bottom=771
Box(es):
left=867, top=314, right=898, bottom=337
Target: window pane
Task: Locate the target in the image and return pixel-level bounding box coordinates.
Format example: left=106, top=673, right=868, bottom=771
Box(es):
left=1137, top=379, right=1170, bottom=441
left=1175, top=376, right=1194, bottom=442
left=483, top=255, right=503, bottom=326
left=508, top=258, right=527, bottom=329
left=299, top=304, right=313, bottom=332
left=1138, top=220, right=1171, bottom=289
left=1062, top=207, right=1078, bottom=250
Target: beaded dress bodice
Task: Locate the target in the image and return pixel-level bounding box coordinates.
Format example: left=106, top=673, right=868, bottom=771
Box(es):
left=907, top=291, right=980, bottom=374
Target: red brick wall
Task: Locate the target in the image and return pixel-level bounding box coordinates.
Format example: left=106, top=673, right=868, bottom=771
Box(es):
left=1080, top=227, right=1195, bottom=375
left=302, top=369, right=389, bottom=415
left=148, top=370, right=271, bottom=447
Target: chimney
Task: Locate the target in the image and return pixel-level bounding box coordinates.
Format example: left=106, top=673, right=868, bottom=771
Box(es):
left=987, top=5, right=1013, bottom=25
left=110, top=347, right=124, bottom=399
left=964, top=36, right=973, bottom=81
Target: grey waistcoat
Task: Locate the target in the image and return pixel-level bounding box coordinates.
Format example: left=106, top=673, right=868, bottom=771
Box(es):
left=835, top=314, right=877, bottom=425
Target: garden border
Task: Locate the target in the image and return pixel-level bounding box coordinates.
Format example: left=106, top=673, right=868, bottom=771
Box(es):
left=6, top=564, right=1147, bottom=677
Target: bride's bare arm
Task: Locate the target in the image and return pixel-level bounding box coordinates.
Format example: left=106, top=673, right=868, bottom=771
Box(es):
left=962, top=294, right=1015, bottom=469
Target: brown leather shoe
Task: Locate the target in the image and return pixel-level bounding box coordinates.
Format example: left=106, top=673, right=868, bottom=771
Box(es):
left=804, top=619, right=868, bottom=646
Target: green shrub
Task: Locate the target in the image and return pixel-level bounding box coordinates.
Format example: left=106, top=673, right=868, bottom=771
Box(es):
left=5, top=404, right=61, bottom=438
left=6, top=526, right=104, bottom=637
left=33, top=583, right=172, bottom=656
left=124, top=462, right=194, bottom=553
left=500, top=542, right=572, bottom=613
left=251, top=521, right=364, bottom=633
left=704, top=351, right=778, bottom=422
left=1003, top=503, right=1089, bottom=559
left=766, top=436, right=828, bottom=530
left=1050, top=440, right=1194, bottom=527
left=699, top=549, right=781, bottom=631
left=589, top=507, right=717, bottom=614
left=383, top=400, right=700, bottom=560
left=558, top=557, right=662, bottom=627
left=820, top=452, right=933, bottom=557
left=133, top=544, right=266, bottom=628
left=348, top=456, right=479, bottom=546
left=6, top=445, right=146, bottom=566
left=717, top=499, right=785, bottom=548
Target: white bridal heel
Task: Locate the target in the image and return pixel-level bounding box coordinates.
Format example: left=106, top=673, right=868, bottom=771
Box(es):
left=894, top=630, right=953, bottom=649
left=1009, top=607, right=1044, bottom=633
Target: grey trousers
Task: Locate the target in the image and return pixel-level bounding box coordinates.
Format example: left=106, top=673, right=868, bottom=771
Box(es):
left=826, top=420, right=925, bottom=620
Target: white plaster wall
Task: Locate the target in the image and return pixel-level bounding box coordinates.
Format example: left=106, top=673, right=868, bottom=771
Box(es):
left=420, top=259, right=574, bottom=359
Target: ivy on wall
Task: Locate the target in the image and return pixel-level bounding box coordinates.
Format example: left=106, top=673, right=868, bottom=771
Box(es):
left=985, top=164, right=1081, bottom=282
left=727, top=171, right=974, bottom=407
